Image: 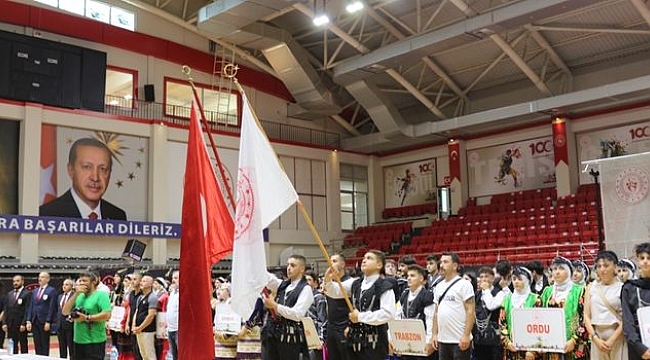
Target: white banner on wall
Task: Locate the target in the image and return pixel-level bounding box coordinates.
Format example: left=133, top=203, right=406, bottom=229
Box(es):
left=467, top=137, right=555, bottom=197
left=384, top=159, right=437, bottom=208
left=577, top=121, right=650, bottom=184
left=599, top=152, right=650, bottom=256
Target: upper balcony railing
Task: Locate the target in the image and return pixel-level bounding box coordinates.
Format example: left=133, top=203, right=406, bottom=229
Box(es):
left=104, top=95, right=341, bottom=148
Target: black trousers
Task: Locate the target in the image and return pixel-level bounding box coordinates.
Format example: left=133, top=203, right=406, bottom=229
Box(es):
left=58, top=323, right=74, bottom=359
left=261, top=338, right=304, bottom=360
left=438, top=343, right=471, bottom=360
left=473, top=344, right=502, bottom=360
left=32, top=319, right=51, bottom=355
left=74, top=341, right=105, bottom=360
left=7, top=326, right=28, bottom=354
left=325, top=328, right=350, bottom=360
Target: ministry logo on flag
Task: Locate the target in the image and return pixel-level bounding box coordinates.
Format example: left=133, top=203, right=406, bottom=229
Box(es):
left=235, top=168, right=255, bottom=242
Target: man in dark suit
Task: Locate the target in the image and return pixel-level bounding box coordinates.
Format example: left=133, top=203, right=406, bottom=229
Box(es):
left=1, top=275, right=30, bottom=354
left=26, top=272, right=58, bottom=356
left=57, top=279, right=75, bottom=359
left=39, top=138, right=127, bottom=220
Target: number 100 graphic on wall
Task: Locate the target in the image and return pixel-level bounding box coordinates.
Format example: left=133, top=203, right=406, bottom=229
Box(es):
left=384, top=159, right=437, bottom=208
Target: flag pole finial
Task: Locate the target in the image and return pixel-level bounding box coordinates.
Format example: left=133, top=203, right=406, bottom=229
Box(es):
left=181, top=65, right=192, bottom=80
left=222, top=63, right=239, bottom=79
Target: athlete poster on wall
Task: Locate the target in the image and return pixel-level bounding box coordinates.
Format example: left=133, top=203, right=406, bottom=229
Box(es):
left=577, top=121, right=650, bottom=184
left=384, top=159, right=437, bottom=208
left=468, top=137, right=555, bottom=197
left=40, top=124, right=150, bottom=221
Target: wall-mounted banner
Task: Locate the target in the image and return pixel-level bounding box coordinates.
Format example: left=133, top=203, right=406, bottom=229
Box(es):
left=40, top=125, right=149, bottom=220
left=384, top=159, right=437, bottom=208
left=577, top=121, right=650, bottom=184
left=0, top=119, right=19, bottom=215
left=0, top=214, right=181, bottom=238
left=468, top=137, right=555, bottom=197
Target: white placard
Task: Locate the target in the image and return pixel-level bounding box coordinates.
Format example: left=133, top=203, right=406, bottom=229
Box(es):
left=107, top=306, right=125, bottom=332
left=389, top=319, right=428, bottom=357
left=301, top=317, right=321, bottom=350
left=214, top=303, right=242, bottom=335
left=156, top=312, right=167, bottom=339
left=512, top=308, right=566, bottom=353
left=638, top=307, right=650, bottom=346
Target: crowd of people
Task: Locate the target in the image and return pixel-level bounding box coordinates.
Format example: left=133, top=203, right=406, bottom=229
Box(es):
left=0, top=244, right=649, bottom=360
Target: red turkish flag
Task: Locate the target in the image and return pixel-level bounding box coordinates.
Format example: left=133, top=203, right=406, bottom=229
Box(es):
left=179, top=103, right=234, bottom=360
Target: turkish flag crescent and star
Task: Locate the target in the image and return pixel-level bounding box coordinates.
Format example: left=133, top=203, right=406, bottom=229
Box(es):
left=179, top=102, right=234, bottom=360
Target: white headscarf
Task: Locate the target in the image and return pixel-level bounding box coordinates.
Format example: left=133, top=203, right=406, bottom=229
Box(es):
left=552, top=263, right=573, bottom=302
left=511, top=267, right=532, bottom=309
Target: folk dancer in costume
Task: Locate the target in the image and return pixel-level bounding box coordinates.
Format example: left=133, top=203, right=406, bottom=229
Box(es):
left=324, top=250, right=396, bottom=360
left=236, top=295, right=266, bottom=360
left=500, top=266, right=540, bottom=360
left=304, top=270, right=327, bottom=360
left=539, top=257, right=588, bottom=360
left=621, top=243, right=650, bottom=359
left=214, top=284, right=237, bottom=360
left=324, top=254, right=352, bottom=360
left=261, top=254, right=314, bottom=360
left=584, top=251, right=626, bottom=360
left=474, top=267, right=508, bottom=360
left=395, top=264, right=435, bottom=360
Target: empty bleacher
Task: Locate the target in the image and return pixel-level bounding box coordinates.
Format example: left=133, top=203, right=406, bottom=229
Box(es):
left=350, top=185, right=602, bottom=267
left=343, top=221, right=413, bottom=257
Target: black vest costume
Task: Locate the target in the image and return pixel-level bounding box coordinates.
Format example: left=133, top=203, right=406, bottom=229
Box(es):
left=349, top=277, right=394, bottom=352
left=326, top=274, right=351, bottom=333
left=261, top=277, right=309, bottom=344
left=472, top=287, right=501, bottom=346
left=399, top=287, right=435, bottom=330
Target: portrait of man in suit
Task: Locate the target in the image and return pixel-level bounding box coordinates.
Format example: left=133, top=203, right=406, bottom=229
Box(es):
left=39, top=138, right=127, bottom=220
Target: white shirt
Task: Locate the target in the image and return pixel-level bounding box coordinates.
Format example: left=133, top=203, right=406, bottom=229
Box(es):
left=324, top=274, right=395, bottom=326
left=266, top=273, right=314, bottom=322
left=70, top=187, right=102, bottom=219
left=434, top=276, right=474, bottom=344
left=480, top=286, right=507, bottom=311
left=396, top=285, right=435, bottom=342
left=166, top=289, right=179, bottom=332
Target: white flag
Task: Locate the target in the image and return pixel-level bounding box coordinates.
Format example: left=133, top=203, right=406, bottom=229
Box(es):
left=230, top=91, right=299, bottom=319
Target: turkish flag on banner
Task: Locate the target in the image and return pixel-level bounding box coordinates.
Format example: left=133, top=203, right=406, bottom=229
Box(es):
left=40, top=124, right=57, bottom=205
left=179, top=103, right=234, bottom=360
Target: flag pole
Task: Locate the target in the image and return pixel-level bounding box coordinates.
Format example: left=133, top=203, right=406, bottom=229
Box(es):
left=181, top=65, right=236, bottom=212
left=231, top=76, right=354, bottom=312
left=296, top=202, right=355, bottom=312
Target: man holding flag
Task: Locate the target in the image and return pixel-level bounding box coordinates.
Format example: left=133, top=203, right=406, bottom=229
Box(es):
left=228, top=87, right=302, bottom=358
left=260, top=254, right=313, bottom=360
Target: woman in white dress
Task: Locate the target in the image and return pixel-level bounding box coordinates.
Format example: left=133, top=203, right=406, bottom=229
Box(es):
left=584, top=251, right=626, bottom=360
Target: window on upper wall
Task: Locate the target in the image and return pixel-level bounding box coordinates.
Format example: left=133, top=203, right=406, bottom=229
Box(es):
left=164, top=77, right=240, bottom=126
left=340, top=163, right=368, bottom=231
left=105, top=67, right=137, bottom=108
left=33, top=0, right=136, bottom=31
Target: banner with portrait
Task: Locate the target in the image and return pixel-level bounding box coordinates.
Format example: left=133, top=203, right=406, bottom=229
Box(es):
left=467, top=137, right=555, bottom=197
left=599, top=152, right=650, bottom=257
left=577, top=121, right=650, bottom=184
left=0, top=119, right=19, bottom=215
left=384, top=159, right=437, bottom=208
left=39, top=125, right=149, bottom=221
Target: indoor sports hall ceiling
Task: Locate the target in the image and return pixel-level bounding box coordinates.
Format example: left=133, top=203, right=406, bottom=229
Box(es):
left=125, top=0, right=650, bottom=154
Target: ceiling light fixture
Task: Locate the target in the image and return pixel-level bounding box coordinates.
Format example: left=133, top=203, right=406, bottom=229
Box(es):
left=313, top=0, right=330, bottom=26
left=346, top=1, right=364, bottom=13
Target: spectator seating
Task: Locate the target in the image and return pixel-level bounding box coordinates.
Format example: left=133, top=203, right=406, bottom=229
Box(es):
left=351, top=185, right=602, bottom=267
left=343, top=222, right=413, bottom=256
left=382, top=203, right=437, bottom=219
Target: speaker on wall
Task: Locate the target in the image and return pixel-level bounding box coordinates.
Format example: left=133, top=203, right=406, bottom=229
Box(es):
left=144, top=84, right=155, bottom=102
left=122, top=239, right=146, bottom=262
